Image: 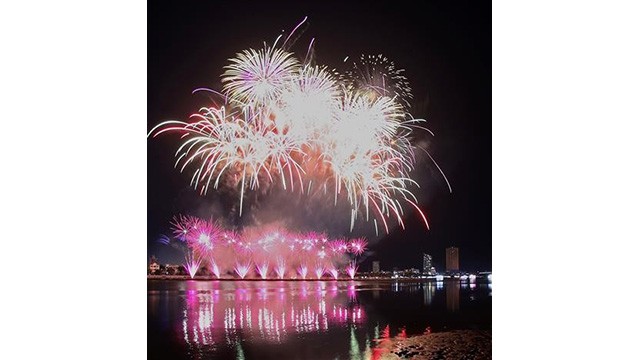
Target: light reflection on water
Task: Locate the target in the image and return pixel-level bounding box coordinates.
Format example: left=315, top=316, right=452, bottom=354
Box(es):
left=179, top=281, right=364, bottom=348
left=148, top=280, right=491, bottom=360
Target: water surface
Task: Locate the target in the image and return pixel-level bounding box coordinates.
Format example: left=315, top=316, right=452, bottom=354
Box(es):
left=148, top=280, right=491, bottom=359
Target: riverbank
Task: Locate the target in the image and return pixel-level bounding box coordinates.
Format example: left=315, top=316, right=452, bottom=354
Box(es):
left=377, top=330, right=491, bottom=360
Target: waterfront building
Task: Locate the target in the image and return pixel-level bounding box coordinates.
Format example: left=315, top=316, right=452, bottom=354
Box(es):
left=423, top=253, right=435, bottom=275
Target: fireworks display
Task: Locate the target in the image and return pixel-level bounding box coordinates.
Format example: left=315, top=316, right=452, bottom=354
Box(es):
left=147, top=18, right=447, bottom=235
left=170, top=214, right=366, bottom=279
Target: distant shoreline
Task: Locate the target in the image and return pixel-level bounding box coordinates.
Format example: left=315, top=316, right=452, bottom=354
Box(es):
left=147, top=275, right=489, bottom=282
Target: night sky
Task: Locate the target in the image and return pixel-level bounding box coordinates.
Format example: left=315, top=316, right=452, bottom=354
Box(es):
left=148, top=1, right=491, bottom=272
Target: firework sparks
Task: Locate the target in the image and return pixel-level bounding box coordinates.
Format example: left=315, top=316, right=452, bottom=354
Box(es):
left=328, top=267, right=339, bottom=280
left=234, top=261, right=252, bottom=279
left=348, top=238, right=367, bottom=256
left=344, top=54, right=413, bottom=108
left=165, top=215, right=368, bottom=279
left=346, top=261, right=358, bottom=280
left=208, top=256, right=221, bottom=279
left=184, top=251, right=202, bottom=279
left=256, top=262, right=270, bottom=279
left=148, top=20, right=449, bottom=232
left=297, top=264, right=308, bottom=280
left=275, top=258, right=287, bottom=279
left=222, top=45, right=300, bottom=107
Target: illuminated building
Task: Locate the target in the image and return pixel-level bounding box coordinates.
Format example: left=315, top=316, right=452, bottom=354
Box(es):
left=422, top=254, right=431, bottom=274
left=422, top=253, right=436, bottom=275
left=446, top=247, right=459, bottom=272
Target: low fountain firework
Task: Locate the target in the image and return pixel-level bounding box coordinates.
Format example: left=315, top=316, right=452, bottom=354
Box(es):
left=148, top=18, right=451, bottom=236
left=184, top=250, right=202, bottom=279
left=171, top=215, right=366, bottom=279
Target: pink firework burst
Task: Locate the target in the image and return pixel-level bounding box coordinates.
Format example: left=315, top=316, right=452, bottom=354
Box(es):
left=188, top=218, right=221, bottom=250
left=222, top=230, right=239, bottom=246
left=349, top=238, right=367, bottom=256
left=163, top=214, right=378, bottom=280
left=235, top=239, right=255, bottom=255
left=330, top=239, right=348, bottom=255
left=171, top=214, right=198, bottom=241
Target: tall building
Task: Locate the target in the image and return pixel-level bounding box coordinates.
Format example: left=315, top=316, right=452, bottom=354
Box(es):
left=372, top=261, right=380, bottom=273
left=446, top=247, right=459, bottom=272
left=422, top=254, right=433, bottom=274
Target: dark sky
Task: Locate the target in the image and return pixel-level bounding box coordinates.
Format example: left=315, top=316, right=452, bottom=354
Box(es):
left=148, top=1, right=491, bottom=271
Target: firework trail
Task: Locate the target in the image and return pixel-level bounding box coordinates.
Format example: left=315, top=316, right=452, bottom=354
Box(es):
left=148, top=19, right=449, bottom=234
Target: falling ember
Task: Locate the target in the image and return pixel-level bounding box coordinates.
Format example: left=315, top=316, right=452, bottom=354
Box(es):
left=346, top=261, right=358, bottom=279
